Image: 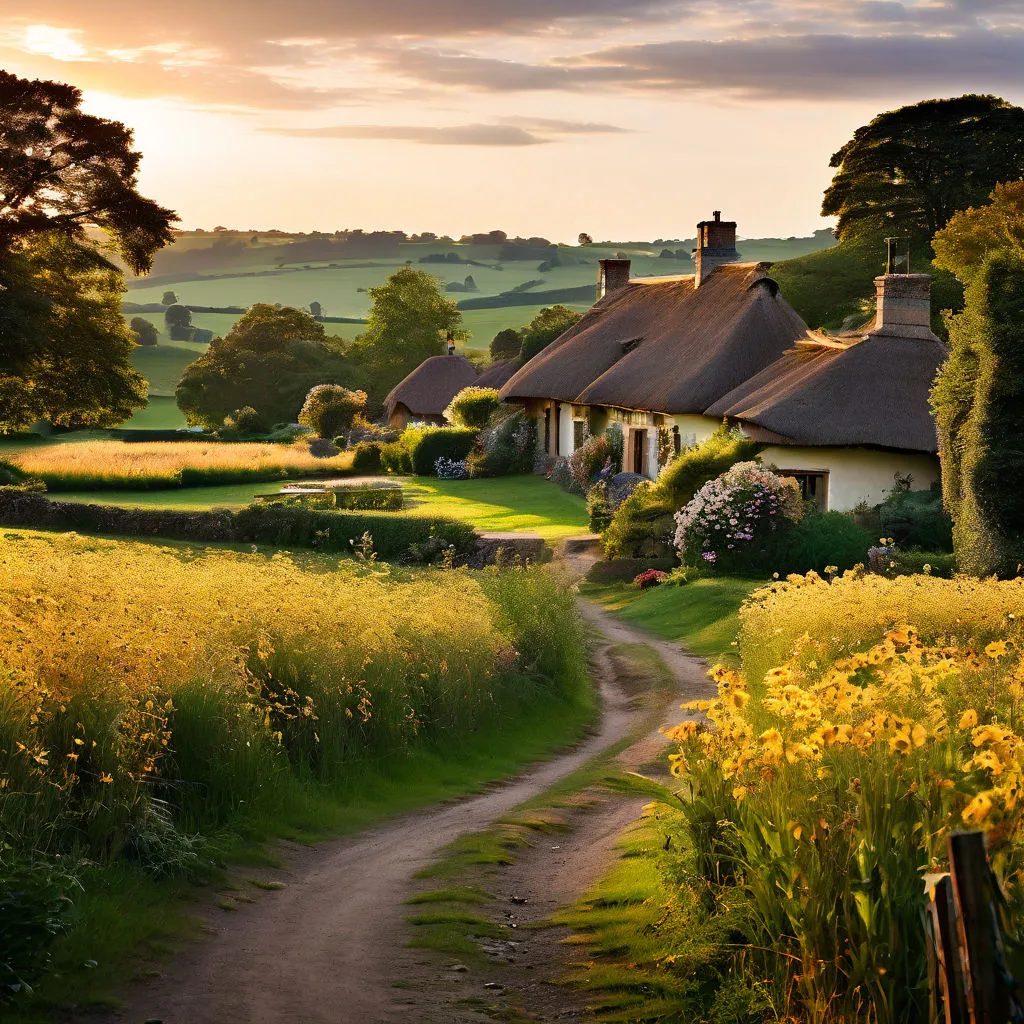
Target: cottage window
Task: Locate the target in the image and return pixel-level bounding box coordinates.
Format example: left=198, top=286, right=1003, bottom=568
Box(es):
left=780, top=470, right=829, bottom=510
left=573, top=420, right=588, bottom=449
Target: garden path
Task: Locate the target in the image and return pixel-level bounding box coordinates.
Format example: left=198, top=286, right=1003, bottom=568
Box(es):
left=105, top=571, right=710, bottom=1024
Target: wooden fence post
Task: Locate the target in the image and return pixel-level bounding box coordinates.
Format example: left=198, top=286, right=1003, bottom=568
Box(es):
left=930, top=874, right=969, bottom=1024
left=949, top=831, right=1011, bottom=1024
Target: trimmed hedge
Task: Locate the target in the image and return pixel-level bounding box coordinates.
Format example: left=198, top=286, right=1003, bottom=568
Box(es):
left=0, top=490, right=475, bottom=560
left=381, top=427, right=478, bottom=476
left=351, top=441, right=384, bottom=473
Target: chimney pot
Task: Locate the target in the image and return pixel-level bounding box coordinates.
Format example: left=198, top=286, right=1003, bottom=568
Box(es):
left=598, top=258, right=631, bottom=299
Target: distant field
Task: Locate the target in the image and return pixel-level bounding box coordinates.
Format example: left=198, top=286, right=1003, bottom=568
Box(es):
left=120, top=232, right=835, bottom=427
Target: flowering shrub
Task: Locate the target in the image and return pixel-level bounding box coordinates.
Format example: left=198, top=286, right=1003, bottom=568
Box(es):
left=673, top=461, right=804, bottom=571
left=470, top=409, right=537, bottom=477
left=567, top=431, right=619, bottom=494
left=634, top=568, right=668, bottom=590
left=435, top=456, right=469, bottom=480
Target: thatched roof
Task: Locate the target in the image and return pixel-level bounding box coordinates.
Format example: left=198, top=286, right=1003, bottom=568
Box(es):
left=384, top=355, right=478, bottom=419
left=500, top=264, right=809, bottom=414
left=475, top=358, right=519, bottom=390
left=707, top=331, right=949, bottom=453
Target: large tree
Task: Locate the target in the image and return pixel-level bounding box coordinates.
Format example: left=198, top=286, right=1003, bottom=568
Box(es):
left=176, top=304, right=363, bottom=430
left=822, top=95, right=1024, bottom=241
left=931, top=250, right=1024, bottom=577
left=0, top=70, right=176, bottom=429
left=353, top=267, right=466, bottom=393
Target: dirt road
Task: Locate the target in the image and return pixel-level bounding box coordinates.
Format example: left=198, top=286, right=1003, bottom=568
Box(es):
left=108, top=601, right=711, bottom=1024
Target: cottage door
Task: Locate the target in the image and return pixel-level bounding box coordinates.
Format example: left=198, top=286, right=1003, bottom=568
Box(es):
left=632, top=429, right=645, bottom=474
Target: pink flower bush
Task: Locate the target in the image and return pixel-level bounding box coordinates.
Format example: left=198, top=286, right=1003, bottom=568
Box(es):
left=673, top=461, right=804, bottom=570
left=634, top=568, right=669, bottom=590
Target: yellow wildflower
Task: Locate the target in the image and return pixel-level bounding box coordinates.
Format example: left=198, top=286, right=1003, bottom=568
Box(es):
left=962, top=792, right=994, bottom=827
left=985, top=640, right=1010, bottom=660
left=959, top=708, right=979, bottom=730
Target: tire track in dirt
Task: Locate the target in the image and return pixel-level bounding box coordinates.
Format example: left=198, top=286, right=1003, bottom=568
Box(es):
left=106, top=599, right=710, bottom=1024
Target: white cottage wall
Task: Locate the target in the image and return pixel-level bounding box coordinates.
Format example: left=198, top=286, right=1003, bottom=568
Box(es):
left=558, top=403, right=575, bottom=457
left=758, top=446, right=940, bottom=511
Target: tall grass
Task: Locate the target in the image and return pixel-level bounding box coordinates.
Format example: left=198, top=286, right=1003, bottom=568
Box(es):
left=0, top=532, right=587, bottom=863
left=9, top=441, right=354, bottom=491
left=663, top=569, right=1024, bottom=1023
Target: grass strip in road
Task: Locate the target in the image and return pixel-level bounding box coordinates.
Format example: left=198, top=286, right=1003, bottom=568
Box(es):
left=579, top=575, right=763, bottom=662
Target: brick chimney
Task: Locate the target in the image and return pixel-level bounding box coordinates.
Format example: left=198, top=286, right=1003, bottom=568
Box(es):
left=866, top=274, right=937, bottom=341
left=694, top=211, right=739, bottom=287
left=598, top=258, right=631, bottom=299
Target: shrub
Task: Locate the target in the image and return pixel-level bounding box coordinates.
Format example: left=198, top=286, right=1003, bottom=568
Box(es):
left=380, top=440, right=412, bottom=474
left=444, top=386, right=501, bottom=429
left=435, top=457, right=469, bottom=480
left=765, top=510, right=874, bottom=575
left=399, top=427, right=477, bottom=476
left=586, top=482, right=612, bottom=533
left=345, top=414, right=399, bottom=447
left=298, top=384, right=368, bottom=439
left=351, top=441, right=383, bottom=474
left=548, top=457, right=574, bottom=492
left=673, top=461, right=805, bottom=572
left=634, top=568, right=669, bottom=590
left=470, top=409, right=537, bottom=477
left=879, top=484, right=953, bottom=552
left=603, top=424, right=758, bottom=558
left=567, top=432, right=616, bottom=494
left=223, top=406, right=268, bottom=434
left=584, top=556, right=679, bottom=584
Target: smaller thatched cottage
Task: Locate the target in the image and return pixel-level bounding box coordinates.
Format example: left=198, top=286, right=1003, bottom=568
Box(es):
left=384, top=354, right=479, bottom=429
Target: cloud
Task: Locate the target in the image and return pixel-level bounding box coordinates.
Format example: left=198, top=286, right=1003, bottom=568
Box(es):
left=374, top=29, right=1024, bottom=99
left=267, top=117, right=629, bottom=146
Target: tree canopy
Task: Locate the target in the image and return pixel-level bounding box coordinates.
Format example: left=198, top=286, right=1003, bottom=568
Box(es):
left=489, top=328, right=522, bottom=361
left=519, top=305, right=582, bottom=364
left=176, top=304, right=362, bottom=430
left=130, top=317, right=159, bottom=347
left=822, top=95, right=1024, bottom=242
left=0, top=235, right=148, bottom=430
left=0, top=70, right=176, bottom=274
left=932, top=180, right=1024, bottom=284
left=353, top=267, right=466, bottom=393
left=298, top=384, right=367, bottom=439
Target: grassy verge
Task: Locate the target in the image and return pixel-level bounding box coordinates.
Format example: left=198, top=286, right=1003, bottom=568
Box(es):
left=580, top=575, right=763, bottom=661
left=37, top=473, right=590, bottom=541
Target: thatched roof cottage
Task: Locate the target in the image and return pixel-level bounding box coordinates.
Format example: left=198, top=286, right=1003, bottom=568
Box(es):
left=384, top=354, right=478, bottom=429
left=499, top=213, right=947, bottom=511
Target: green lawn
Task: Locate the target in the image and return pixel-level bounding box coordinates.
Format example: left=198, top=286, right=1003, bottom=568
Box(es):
left=46, top=474, right=590, bottom=541
left=580, top=575, right=764, bottom=661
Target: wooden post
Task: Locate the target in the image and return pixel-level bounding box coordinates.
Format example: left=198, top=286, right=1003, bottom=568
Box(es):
left=930, top=874, right=968, bottom=1024
left=948, top=831, right=1010, bottom=1024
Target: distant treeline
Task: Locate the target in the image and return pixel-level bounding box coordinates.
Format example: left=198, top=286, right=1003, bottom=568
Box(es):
left=456, top=285, right=597, bottom=310
left=122, top=301, right=367, bottom=326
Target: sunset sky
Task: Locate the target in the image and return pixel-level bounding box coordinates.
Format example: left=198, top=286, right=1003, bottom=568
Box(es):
left=3, top=1, right=1022, bottom=240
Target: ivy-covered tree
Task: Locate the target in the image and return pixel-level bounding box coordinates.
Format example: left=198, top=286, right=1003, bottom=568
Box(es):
left=176, top=304, right=363, bottom=430
left=822, top=95, right=1024, bottom=241
left=931, top=250, right=1024, bottom=576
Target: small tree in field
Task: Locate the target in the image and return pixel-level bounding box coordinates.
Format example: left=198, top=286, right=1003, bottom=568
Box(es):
left=130, top=317, right=159, bottom=347
left=519, top=305, right=582, bottom=364
left=161, top=290, right=178, bottom=306
left=489, top=328, right=521, bottom=360
left=310, top=300, right=323, bottom=318
left=445, top=387, right=501, bottom=429
left=298, top=384, right=368, bottom=439
left=164, top=304, right=192, bottom=340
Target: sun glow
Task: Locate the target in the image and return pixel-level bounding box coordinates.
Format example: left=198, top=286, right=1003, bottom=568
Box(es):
left=22, top=24, right=87, bottom=61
